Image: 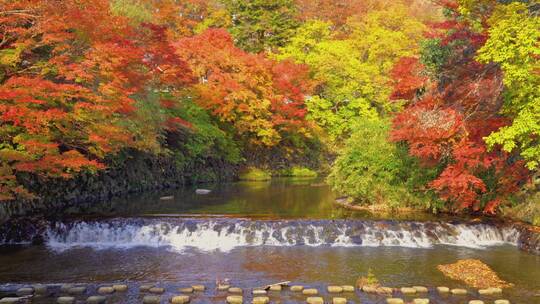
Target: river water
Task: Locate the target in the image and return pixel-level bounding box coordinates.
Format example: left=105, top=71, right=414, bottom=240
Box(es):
left=0, top=178, right=539, bottom=303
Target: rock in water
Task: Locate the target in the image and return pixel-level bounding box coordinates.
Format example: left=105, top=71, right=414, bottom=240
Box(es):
left=252, top=296, right=269, bottom=304
left=413, top=286, right=428, bottom=293
left=142, top=295, right=161, bottom=304
left=16, top=287, right=33, bottom=296
left=160, top=196, right=174, bottom=200
left=179, top=287, right=194, bottom=293
left=342, top=285, right=355, bottom=292
left=306, top=297, right=324, bottom=304
left=290, top=285, right=304, bottom=292
left=450, top=288, right=468, bottom=295
left=386, top=299, right=404, bottom=304
left=226, top=295, right=243, bottom=304
left=228, top=287, right=243, bottom=294
left=140, top=285, right=154, bottom=292
left=32, top=284, right=48, bottom=295
left=149, top=287, right=165, bottom=294
left=57, top=297, right=75, bottom=304
left=171, top=295, right=190, bottom=304
left=413, top=299, right=430, bottom=304
left=87, top=296, right=107, bottom=304
left=68, top=286, right=87, bottom=295
left=328, top=286, right=343, bottom=293
left=0, top=298, right=22, bottom=304
left=113, top=285, right=128, bottom=292
left=302, top=288, right=318, bottom=295
left=97, top=286, right=114, bottom=294
left=333, top=297, right=347, bottom=304
left=437, top=286, right=449, bottom=293
left=400, top=287, right=416, bottom=295
left=252, top=289, right=267, bottom=295
left=494, top=300, right=510, bottom=304
left=192, top=285, right=205, bottom=292
left=195, top=189, right=211, bottom=195
left=268, top=285, right=282, bottom=291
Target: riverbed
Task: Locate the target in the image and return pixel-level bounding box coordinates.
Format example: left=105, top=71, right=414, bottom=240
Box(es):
left=1, top=178, right=539, bottom=303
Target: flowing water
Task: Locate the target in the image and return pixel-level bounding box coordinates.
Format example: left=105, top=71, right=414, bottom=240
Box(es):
left=1, top=178, right=539, bottom=303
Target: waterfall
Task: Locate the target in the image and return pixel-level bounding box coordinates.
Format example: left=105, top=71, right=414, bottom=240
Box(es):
left=42, top=218, right=519, bottom=252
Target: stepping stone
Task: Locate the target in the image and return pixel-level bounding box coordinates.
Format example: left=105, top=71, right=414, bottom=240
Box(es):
left=142, top=295, right=160, bottom=304
left=218, top=285, right=230, bottom=291
left=68, top=286, right=87, bottom=295
left=451, top=288, right=468, bottom=295
left=302, top=288, right=318, bottom=295
left=252, top=289, right=267, bottom=295
left=60, top=284, right=74, bottom=293
left=32, top=284, right=48, bottom=295
left=97, top=286, right=114, bottom=294
left=362, top=286, right=377, bottom=293
left=469, top=301, right=484, bottom=304
left=228, top=287, right=243, bottom=294
left=113, top=284, right=128, bottom=292
left=149, top=287, right=165, bottom=294
left=57, top=297, right=75, bottom=304
left=140, top=285, right=154, bottom=292
left=400, top=287, right=416, bottom=295
left=342, top=285, right=355, bottom=292
left=171, top=295, right=190, bottom=304
left=16, top=287, right=33, bottom=296
left=437, top=286, right=449, bottom=293
left=413, top=286, right=428, bottom=293
left=328, top=286, right=343, bottom=293
left=252, top=296, right=269, bottom=304
left=0, top=298, right=21, bottom=304
left=192, top=285, right=205, bottom=292
left=226, top=295, right=243, bottom=304
left=333, top=297, right=347, bottom=304
left=494, top=300, right=510, bottom=304
left=488, top=287, right=502, bottom=294
left=306, top=297, right=324, bottom=304
left=87, top=296, right=107, bottom=304
left=269, top=285, right=282, bottom=291
left=478, top=289, right=493, bottom=295
left=377, top=287, right=393, bottom=295
left=179, top=287, right=194, bottom=293
left=386, top=299, right=404, bottom=304
left=413, top=299, right=429, bottom=304
left=290, top=285, right=304, bottom=292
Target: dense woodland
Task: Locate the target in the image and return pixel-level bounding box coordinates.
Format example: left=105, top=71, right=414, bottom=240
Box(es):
left=0, top=0, right=539, bottom=222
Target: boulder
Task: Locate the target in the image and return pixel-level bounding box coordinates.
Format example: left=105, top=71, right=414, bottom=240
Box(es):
left=306, top=297, right=324, bottom=304
left=56, top=297, right=75, bottom=304
left=327, top=286, right=343, bottom=293
left=171, top=295, right=190, bottom=304
left=302, top=288, right=318, bottom=295
left=97, top=287, right=114, bottom=294
left=113, top=285, right=128, bottom=292
left=87, top=296, right=107, bottom=304
left=436, top=286, right=449, bottom=293
left=226, top=295, right=243, bottom=304
left=142, top=295, right=161, bottom=304
left=228, top=287, right=243, bottom=294
left=400, top=287, right=416, bottom=295
left=386, top=299, right=404, bottom=304
left=149, top=287, right=165, bottom=294
left=450, top=288, right=468, bottom=295
left=252, top=296, right=269, bottom=304
left=290, top=285, right=304, bottom=292
left=68, top=286, right=87, bottom=295
left=342, top=285, right=355, bottom=292
left=192, top=285, right=205, bottom=292
left=332, top=297, right=347, bottom=304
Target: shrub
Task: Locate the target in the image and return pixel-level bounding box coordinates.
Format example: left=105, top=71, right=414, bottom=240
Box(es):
left=238, top=167, right=272, bottom=181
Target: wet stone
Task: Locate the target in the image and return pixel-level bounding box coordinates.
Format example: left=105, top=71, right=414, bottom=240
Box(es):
left=290, top=285, right=304, bottom=292
left=386, top=298, right=404, bottom=304
left=0, top=298, right=21, bottom=304
left=478, top=289, right=493, bottom=295
left=140, top=285, right=154, bottom=292
left=342, top=285, right=355, bottom=292
left=192, top=285, right=205, bottom=292
left=413, top=299, right=430, bottom=304
left=32, top=284, right=48, bottom=295
left=16, top=287, right=33, bottom=296
left=252, top=296, right=270, bottom=304
left=113, top=284, right=128, bottom=292
left=56, top=296, right=75, bottom=304
left=97, top=286, right=115, bottom=294
left=171, top=295, right=190, bottom=304
left=413, top=286, right=428, bottom=293
left=179, top=287, right=194, bottom=293
left=489, top=287, right=503, bottom=294
left=87, top=295, right=107, bottom=304
left=494, top=300, right=510, bottom=304
left=269, top=285, right=282, bottom=291
left=218, top=285, right=230, bottom=291
left=437, top=287, right=449, bottom=293
left=149, top=287, right=165, bottom=294
left=228, top=287, right=243, bottom=294
left=252, top=289, right=267, bottom=295
left=226, top=295, right=243, bottom=304
left=400, top=287, right=416, bottom=295
left=302, top=288, right=318, bottom=295
left=142, top=295, right=160, bottom=304
left=328, top=286, right=343, bottom=293
left=469, top=301, right=484, bottom=304
left=68, top=286, right=87, bottom=295
left=306, top=297, right=324, bottom=304
left=451, top=288, right=468, bottom=295
left=60, top=284, right=74, bottom=293
left=332, top=297, right=347, bottom=304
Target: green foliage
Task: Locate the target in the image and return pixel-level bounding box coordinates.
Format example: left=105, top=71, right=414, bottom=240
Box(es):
left=239, top=167, right=272, bottom=181
left=420, top=38, right=451, bottom=77
left=277, top=166, right=318, bottom=178
left=110, top=0, right=153, bottom=23
left=366, top=268, right=379, bottom=286
left=327, top=119, right=437, bottom=209
left=478, top=3, right=540, bottom=169
left=223, top=0, right=300, bottom=52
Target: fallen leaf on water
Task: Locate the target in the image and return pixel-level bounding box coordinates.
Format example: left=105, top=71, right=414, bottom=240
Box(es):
left=437, top=259, right=513, bottom=289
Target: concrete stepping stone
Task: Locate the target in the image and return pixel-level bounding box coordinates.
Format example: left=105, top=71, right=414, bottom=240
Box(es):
left=226, top=295, right=243, bottom=304
left=400, top=287, right=416, bottom=295
left=87, top=295, right=107, bottom=304
left=56, top=296, right=75, bottom=304
left=386, top=298, right=404, bottom=304
left=142, top=295, right=160, bottom=304
left=306, top=297, right=324, bottom=304
left=16, top=287, right=33, bottom=296
left=469, top=301, right=484, bottom=304
left=488, top=288, right=502, bottom=294
left=149, top=287, right=165, bottom=294
left=252, top=289, right=267, bottom=295
left=290, top=285, right=304, bottom=292
left=171, top=295, right=190, bottom=304
left=97, top=286, right=114, bottom=295
left=112, top=284, right=128, bottom=292
left=179, top=287, right=194, bottom=293
left=413, top=299, right=429, bottom=304
left=252, top=296, right=269, bottom=304
left=377, top=287, right=393, bottom=295
left=32, top=284, right=48, bottom=295
left=269, top=285, right=282, bottom=291
left=332, top=297, right=347, bottom=304
left=0, top=298, right=22, bottom=304
left=228, top=287, right=243, bottom=294
left=436, top=287, right=449, bottom=293
left=68, top=286, right=87, bottom=295
left=413, top=286, right=428, bottom=293
left=60, top=284, right=74, bottom=293
left=302, top=288, right=318, bottom=295
left=362, top=286, right=377, bottom=293
left=140, top=285, right=154, bottom=292
left=218, top=285, right=231, bottom=291
left=342, top=285, right=355, bottom=292
left=494, top=300, right=510, bottom=304
left=451, top=288, right=468, bottom=295
left=192, top=285, right=205, bottom=292
left=328, top=286, right=343, bottom=293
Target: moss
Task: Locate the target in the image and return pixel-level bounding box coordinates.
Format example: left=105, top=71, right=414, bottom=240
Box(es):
left=276, top=166, right=318, bottom=178
left=238, top=167, right=271, bottom=181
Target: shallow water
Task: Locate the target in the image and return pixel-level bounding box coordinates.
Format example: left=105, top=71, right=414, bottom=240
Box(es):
left=1, top=178, right=539, bottom=303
